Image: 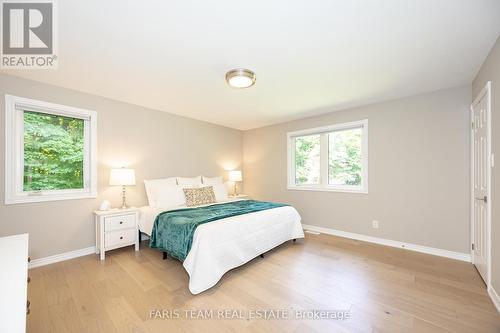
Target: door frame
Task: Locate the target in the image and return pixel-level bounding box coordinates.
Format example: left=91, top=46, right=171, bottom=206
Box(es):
left=470, top=81, right=492, bottom=286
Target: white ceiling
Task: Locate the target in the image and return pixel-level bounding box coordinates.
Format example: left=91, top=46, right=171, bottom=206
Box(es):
left=3, top=0, right=500, bottom=130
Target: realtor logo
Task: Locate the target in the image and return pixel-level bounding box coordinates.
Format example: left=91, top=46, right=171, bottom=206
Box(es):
left=1, top=0, right=57, bottom=68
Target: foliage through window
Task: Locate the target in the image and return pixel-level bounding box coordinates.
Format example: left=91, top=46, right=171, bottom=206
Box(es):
left=328, top=128, right=362, bottom=186
left=23, top=111, right=85, bottom=191
left=288, top=120, right=368, bottom=193
left=5, top=95, right=97, bottom=204
left=294, top=134, right=320, bottom=185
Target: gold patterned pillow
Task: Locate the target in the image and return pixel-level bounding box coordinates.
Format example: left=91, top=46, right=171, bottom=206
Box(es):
left=183, top=186, right=216, bottom=207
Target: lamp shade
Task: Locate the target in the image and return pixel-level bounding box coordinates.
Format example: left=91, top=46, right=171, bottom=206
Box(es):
left=228, top=170, right=242, bottom=182
left=109, top=168, right=136, bottom=186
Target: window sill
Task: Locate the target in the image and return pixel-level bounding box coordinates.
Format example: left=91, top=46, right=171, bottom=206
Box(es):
left=287, top=186, right=368, bottom=194
left=5, top=191, right=97, bottom=205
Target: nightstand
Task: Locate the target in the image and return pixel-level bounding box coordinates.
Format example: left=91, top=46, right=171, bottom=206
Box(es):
left=229, top=194, right=249, bottom=200
left=94, top=208, right=139, bottom=260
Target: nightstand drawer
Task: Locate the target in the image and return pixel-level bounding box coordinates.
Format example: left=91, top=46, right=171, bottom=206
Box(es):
left=104, top=214, right=136, bottom=232
left=105, top=229, right=136, bottom=248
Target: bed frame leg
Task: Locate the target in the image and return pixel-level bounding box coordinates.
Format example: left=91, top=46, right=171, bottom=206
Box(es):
left=260, top=254, right=264, bottom=258
left=293, top=238, right=296, bottom=242
left=163, top=252, right=168, bottom=260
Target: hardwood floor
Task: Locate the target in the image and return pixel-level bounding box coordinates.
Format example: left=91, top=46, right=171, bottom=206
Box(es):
left=26, top=233, right=499, bottom=333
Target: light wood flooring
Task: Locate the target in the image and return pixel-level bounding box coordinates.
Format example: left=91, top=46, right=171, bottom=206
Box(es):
left=26, top=233, right=500, bottom=333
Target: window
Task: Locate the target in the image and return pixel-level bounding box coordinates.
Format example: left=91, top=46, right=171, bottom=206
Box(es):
left=5, top=95, right=97, bottom=204
left=294, top=134, right=320, bottom=185
left=287, top=120, right=368, bottom=193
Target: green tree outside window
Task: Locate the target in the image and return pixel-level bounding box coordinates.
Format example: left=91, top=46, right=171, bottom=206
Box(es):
left=23, top=111, right=84, bottom=191
left=328, top=128, right=362, bottom=186
left=294, top=134, right=320, bottom=185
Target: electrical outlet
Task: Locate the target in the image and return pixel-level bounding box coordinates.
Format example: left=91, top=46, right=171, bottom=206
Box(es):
left=372, top=220, right=379, bottom=229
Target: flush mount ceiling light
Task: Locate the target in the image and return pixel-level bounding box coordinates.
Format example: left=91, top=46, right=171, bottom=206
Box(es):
left=225, top=68, right=256, bottom=88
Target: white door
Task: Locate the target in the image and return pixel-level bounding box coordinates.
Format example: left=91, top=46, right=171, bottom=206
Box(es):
left=471, top=83, right=490, bottom=283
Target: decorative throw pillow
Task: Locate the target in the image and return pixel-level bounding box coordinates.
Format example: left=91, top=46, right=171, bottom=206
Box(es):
left=183, top=186, right=216, bottom=207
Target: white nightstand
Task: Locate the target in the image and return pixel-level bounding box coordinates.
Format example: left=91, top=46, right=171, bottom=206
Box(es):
left=229, top=194, right=249, bottom=200
left=94, top=208, right=139, bottom=260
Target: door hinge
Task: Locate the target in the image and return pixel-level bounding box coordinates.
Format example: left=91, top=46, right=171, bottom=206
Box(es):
left=472, top=243, right=475, bottom=251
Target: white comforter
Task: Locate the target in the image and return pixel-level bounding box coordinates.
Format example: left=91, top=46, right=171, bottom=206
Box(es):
left=139, top=200, right=304, bottom=294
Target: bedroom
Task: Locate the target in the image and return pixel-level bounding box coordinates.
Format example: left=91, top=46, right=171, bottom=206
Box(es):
left=0, top=0, right=500, bottom=332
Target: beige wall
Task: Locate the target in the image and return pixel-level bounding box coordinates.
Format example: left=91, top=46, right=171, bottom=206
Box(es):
left=473, top=36, right=500, bottom=292
left=0, top=74, right=242, bottom=259
left=0, top=73, right=475, bottom=261
left=243, top=86, right=471, bottom=253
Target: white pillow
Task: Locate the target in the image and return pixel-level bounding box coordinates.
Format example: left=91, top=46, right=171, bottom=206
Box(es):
left=155, top=185, right=186, bottom=208
left=144, top=177, right=177, bottom=206
left=202, top=176, right=223, bottom=185
left=177, top=176, right=202, bottom=187
left=208, top=183, right=229, bottom=202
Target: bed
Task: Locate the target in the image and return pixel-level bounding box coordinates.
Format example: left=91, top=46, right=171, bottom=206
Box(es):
left=138, top=198, right=304, bottom=294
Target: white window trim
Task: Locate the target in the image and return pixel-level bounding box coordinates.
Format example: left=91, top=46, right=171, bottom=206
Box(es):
left=5, top=95, right=97, bottom=204
left=287, top=119, right=368, bottom=194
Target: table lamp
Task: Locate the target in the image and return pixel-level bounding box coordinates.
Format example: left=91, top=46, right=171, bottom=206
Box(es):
left=109, top=168, right=136, bottom=208
left=228, top=170, right=242, bottom=196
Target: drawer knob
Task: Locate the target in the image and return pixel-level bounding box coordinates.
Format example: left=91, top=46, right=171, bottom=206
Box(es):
left=27, top=300, right=30, bottom=308
left=27, top=256, right=31, bottom=263
left=120, top=236, right=123, bottom=240
left=119, top=221, right=123, bottom=224
left=27, top=276, right=31, bottom=284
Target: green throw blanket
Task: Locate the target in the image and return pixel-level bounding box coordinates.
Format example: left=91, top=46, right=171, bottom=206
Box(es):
left=149, top=200, right=289, bottom=261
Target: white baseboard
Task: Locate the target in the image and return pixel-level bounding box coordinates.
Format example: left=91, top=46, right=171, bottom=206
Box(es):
left=488, top=286, right=500, bottom=314
left=302, top=224, right=471, bottom=262
left=28, top=246, right=96, bottom=269
left=26, top=227, right=472, bottom=269
left=28, top=232, right=150, bottom=269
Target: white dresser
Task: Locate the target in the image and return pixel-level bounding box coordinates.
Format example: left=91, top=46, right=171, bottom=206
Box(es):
left=0, top=233, right=29, bottom=333
left=94, top=208, right=139, bottom=260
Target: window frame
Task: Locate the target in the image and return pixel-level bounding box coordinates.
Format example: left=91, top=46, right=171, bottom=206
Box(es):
left=287, top=119, right=368, bottom=194
left=5, top=95, right=97, bottom=204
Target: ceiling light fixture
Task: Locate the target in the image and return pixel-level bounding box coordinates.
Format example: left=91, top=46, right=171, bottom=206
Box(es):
left=225, top=68, right=256, bottom=88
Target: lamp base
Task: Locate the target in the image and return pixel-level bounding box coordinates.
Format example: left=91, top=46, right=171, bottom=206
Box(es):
left=121, top=185, right=128, bottom=209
